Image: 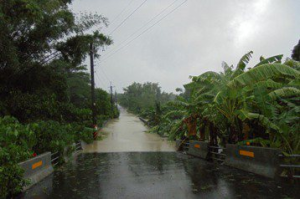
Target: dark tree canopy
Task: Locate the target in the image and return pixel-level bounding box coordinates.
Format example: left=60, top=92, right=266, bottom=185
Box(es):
left=0, top=0, right=116, bottom=123
left=291, top=40, right=300, bottom=61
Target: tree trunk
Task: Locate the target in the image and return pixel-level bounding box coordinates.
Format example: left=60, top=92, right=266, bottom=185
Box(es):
left=209, top=122, right=218, bottom=146
left=229, top=126, right=238, bottom=144
left=184, top=116, right=197, bottom=139
left=199, top=124, right=206, bottom=141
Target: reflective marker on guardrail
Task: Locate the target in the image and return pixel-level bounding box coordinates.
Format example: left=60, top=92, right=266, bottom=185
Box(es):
left=239, top=150, right=254, bottom=158
left=32, top=161, right=43, bottom=169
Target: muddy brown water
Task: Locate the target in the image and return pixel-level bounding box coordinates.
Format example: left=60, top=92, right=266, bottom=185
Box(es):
left=82, top=107, right=175, bottom=153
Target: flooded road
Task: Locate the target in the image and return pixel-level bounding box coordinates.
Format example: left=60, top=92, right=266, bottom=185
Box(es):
left=22, top=153, right=299, bottom=199
left=20, top=107, right=299, bottom=199
left=83, top=107, right=175, bottom=153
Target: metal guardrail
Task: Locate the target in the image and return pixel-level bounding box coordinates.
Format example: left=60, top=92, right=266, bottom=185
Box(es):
left=209, top=145, right=226, bottom=164
left=279, top=154, right=300, bottom=179
left=75, top=142, right=82, bottom=151
left=51, top=142, right=83, bottom=166
left=183, top=142, right=190, bottom=152
left=209, top=146, right=225, bottom=150
left=51, top=151, right=60, bottom=166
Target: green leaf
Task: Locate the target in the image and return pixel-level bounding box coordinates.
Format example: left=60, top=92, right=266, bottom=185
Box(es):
left=228, top=63, right=300, bottom=88
left=254, top=55, right=283, bottom=67
left=269, top=87, right=300, bottom=100
left=231, top=51, right=253, bottom=78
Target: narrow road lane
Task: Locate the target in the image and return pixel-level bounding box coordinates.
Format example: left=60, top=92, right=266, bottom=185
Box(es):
left=83, top=107, right=175, bottom=153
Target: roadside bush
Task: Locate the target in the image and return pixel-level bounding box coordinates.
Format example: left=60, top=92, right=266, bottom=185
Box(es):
left=0, top=117, right=33, bottom=199
left=32, top=121, right=75, bottom=155
left=0, top=117, right=95, bottom=198
left=0, top=146, right=29, bottom=199
left=72, top=123, right=94, bottom=144
left=0, top=116, right=35, bottom=160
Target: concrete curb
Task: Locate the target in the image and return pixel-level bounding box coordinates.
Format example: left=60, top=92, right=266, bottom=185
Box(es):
left=18, top=152, right=54, bottom=190
left=224, top=144, right=281, bottom=179
left=187, top=141, right=209, bottom=159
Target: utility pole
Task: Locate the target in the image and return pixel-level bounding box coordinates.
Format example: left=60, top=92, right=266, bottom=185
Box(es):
left=109, top=82, right=115, bottom=117
left=90, top=42, right=97, bottom=126
left=114, top=91, right=118, bottom=103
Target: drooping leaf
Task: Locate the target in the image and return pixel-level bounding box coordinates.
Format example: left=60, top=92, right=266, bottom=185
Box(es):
left=228, top=63, right=300, bottom=88
left=269, top=87, right=300, bottom=100
left=254, top=55, right=283, bottom=67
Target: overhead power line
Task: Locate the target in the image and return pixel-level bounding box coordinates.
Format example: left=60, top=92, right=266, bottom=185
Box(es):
left=109, top=0, right=149, bottom=36
left=95, top=61, right=111, bottom=83
left=105, top=0, right=180, bottom=55
left=110, top=0, right=136, bottom=25
left=101, top=0, right=187, bottom=63
left=95, top=71, right=107, bottom=88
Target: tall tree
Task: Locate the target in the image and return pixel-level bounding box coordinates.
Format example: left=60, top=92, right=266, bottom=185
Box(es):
left=292, top=40, right=300, bottom=61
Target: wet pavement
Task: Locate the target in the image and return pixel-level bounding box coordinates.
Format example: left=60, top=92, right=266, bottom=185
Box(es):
left=21, top=152, right=299, bottom=199
left=20, top=108, right=299, bottom=199
left=82, top=107, right=175, bottom=153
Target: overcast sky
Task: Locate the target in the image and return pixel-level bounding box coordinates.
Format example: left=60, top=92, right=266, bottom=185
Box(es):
left=70, top=0, right=300, bottom=93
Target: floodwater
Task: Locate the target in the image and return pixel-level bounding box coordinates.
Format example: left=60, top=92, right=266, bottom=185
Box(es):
left=21, top=153, right=299, bottom=199
left=20, top=107, right=299, bottom=199
left=82, top=107, right=175, bottom=153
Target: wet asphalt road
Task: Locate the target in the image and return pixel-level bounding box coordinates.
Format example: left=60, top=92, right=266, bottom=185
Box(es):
left=20, top=108, right=299, bottom=199
left=21, top=152, right=299, bottom=199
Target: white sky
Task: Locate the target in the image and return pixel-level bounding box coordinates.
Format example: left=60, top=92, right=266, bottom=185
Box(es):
left=70, top=0, right=300, bottom=93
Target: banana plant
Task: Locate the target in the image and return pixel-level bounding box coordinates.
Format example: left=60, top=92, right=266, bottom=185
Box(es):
left=149, top=52, right=300, bottom=155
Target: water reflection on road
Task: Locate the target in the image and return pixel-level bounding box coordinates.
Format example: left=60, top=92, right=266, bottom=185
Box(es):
left=83, top=107, right=175, bottom=153
left=22, top=152, right=299, bottom=199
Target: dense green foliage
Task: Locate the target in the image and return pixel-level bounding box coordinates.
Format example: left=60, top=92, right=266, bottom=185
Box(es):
left=0, top=0, right=117, bottom=124
left=147, top=53, right=300, bottom=156
left=0, top=116, right=95, bottom=198
left=118, top=82, right=176, bottom=116
left=0, top=0, right=118, bottom=198
left=0, top=117, right=34, bottom=199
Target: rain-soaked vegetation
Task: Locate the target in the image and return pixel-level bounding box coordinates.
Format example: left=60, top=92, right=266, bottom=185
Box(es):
left=0, top=1, right=118, bottom=198
left=119, top=51, right=300, bottom=182
left=119, top=51, right=300, bottom=156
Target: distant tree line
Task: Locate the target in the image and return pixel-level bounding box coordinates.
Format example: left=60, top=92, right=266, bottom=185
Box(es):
left=117, top=82, right=176, bottom=116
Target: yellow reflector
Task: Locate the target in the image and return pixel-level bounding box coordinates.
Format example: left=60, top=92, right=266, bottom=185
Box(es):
left=239, top=150, right=254, bottom=158
left=32, top=161, right=43, bottom=169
